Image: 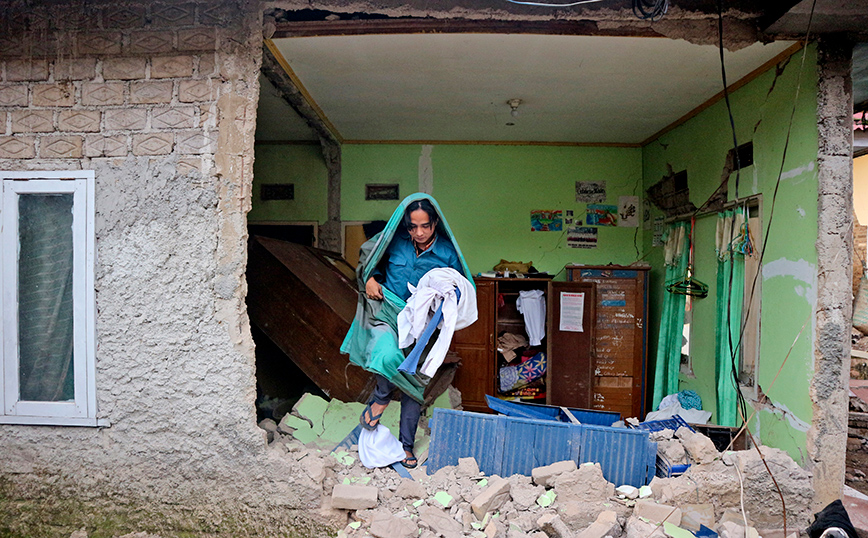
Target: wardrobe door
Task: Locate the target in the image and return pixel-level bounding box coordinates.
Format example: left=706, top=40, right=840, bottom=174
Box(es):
left=547, top=282, right=596, bottom=408
left=451, top=279, right=494, bottom=413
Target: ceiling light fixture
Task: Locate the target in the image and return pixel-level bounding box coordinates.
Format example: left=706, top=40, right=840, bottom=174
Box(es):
left=508, top=98, right=522, bottom=118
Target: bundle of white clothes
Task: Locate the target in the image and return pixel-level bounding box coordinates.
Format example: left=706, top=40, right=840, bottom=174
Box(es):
left=358, top=424, right=405, bottom=468
left=398, top=268, right=478, bottom=378
left=517, top=289, right=545, bottom=346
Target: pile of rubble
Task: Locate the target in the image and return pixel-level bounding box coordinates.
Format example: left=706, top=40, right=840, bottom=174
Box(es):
left=261, top=414, right=814, bottom=538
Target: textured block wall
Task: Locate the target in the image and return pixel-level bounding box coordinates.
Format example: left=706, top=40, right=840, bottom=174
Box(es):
left=0, top=2, right=329, bottom=534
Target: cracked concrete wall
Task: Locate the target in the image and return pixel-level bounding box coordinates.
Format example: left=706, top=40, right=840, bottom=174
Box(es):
left=642, top=44, right=822, bottom=471
left=809, top=35, right=854, bottom=511
left=0, top=1, right=330, bottom=534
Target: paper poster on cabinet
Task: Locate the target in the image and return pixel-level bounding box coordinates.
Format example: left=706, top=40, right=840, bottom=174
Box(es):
left=559, top=292, right=585, bottom=332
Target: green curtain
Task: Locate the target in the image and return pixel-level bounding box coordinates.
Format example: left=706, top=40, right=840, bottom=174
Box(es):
left=714, top=208, right=745, bottom=427
left=18, top=193, right=75, bottom=402
left=652, top=221, right=690, bottom=411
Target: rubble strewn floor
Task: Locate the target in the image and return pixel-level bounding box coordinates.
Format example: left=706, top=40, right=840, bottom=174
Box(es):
left=266, top=394, right=817, bottom=538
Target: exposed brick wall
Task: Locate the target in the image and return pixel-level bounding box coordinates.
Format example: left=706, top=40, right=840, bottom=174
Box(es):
left=0, top=3, right=227, bottom=166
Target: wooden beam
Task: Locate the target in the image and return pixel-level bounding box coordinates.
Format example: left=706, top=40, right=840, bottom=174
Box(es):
left=273, top=18, right=666, bottom=39
left=261, top=40, right=342, bottom=143
left=261, top=40, right=343, bottom=251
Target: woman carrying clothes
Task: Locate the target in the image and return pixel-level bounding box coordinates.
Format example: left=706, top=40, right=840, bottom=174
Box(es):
left=341, top=193, right=475, bottom=469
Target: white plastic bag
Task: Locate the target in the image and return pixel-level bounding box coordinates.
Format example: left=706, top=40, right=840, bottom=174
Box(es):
left=358, top=424, right=405, bottom=469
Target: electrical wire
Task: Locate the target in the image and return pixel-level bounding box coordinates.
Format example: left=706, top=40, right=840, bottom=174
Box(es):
left=632, top=0, right=668, bottom=21
left=707, top=1, right=818, bottom=536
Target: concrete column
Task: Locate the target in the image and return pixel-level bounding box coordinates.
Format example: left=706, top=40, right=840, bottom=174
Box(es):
left=810, top=34, right=854, bottom=509
left=319, top=138, right=342, bottom=252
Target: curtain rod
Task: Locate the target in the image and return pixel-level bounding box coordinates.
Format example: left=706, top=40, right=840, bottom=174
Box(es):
left=663, top=194, right=762, bottom=224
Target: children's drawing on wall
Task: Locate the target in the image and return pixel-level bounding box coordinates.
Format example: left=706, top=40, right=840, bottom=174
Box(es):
left=567, top=226, right=597, bottom=248
left=575, top=181, right=606, bottom=203
left=618, top=196, right=639, bottom=227
left=653, top=216, right=665, bottom=246
left=530, top=210, right=563, bottom=231
left=585, top=204, right=618, bottom=227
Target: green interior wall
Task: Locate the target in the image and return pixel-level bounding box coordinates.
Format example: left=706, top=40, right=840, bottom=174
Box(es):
left=250, top=45, right=824, bottom=462
left=249, top=143, right=328, bottom=223
left=642, top=46, right=819, bottom=462
left=342, top=144, right=644, bottom=275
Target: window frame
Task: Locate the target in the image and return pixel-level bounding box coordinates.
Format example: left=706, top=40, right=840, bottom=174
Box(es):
left=0, top=170, right=98, bottom=427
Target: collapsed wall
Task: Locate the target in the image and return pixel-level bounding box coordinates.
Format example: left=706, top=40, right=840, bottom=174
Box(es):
left=0, top=1, right=327, bottom=534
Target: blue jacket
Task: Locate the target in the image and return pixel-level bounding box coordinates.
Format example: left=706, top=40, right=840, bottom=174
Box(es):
left=375, top=232, right=463, bottom=301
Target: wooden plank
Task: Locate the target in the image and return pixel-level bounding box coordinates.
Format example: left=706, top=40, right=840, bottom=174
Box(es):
left=247, top=237, right=372, bottom=403
left=273, top=18, right=665, bottom=39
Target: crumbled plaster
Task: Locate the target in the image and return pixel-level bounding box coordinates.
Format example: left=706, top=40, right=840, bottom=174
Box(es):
left=780, top=160, right=816, bottom=182
left=762, top=258, right=817, bottom=306
left=419, top=144, right=434, bottom=194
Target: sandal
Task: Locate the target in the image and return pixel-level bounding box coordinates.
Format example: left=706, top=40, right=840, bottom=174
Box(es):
left=400, top=454, right=418, bottom=469
left=359, top=403, right=382, bottom=431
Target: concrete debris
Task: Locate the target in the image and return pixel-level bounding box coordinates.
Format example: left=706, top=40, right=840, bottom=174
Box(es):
left=633, top=500, right=682, bottom=526
left=616, top=485, right=639, bottom=500
left=679, top=503, right=715, bottom=532
left=472, top=476, right=513, bottom=519
left=625, top=515, right=667, bottom=538
left=658, top=440, right=689, bottom=465
left=459, top=457, right=482, bottom=477
left=419, top=505, right=464, bottom=536
left=553, top=463, right=614, bottom=503
left=650, top=429, right=676, bottom=442
left=575, top=510, right=621, bottom=538
left=370, top=509, right=419, bottom=538
left=538, top=512, right=574, bottom=538
left=533, top=460, right=577, bottom=487
left=258, top=394, right=815, bottom=537
left=675, top=427, right=720, bottom=464
left=332, top=484, right=379, bottom=510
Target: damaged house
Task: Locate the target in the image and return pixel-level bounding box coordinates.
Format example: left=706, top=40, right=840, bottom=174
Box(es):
left=0, top=0, right=865, bottom=535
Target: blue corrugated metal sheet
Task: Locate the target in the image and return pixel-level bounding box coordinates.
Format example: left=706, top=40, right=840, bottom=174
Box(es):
left=484, top=395, right=621, bottom=426
left=428, top=408, right=656, bottom=487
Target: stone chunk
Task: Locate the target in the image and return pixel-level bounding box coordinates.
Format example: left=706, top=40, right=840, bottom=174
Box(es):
left=675, top=427, right=718, bottom=464
left=633, top=500, right=682, bottom=526
left=625, top=515, right=666, bottom=538
left=457, top=457, right=480, bottom=477
left=680, top=504, right=715, bottom=532
left=537, top=512, right=574, bottom=538
left=658, top=440, right=688, bottom=465
left=395, top=477, right=426, bottom=499
left=510, top=481, right=545, bottom=510
left=331, top=484, right=378, bottom=510
left=532, top=460, right=577, bottom=487
left=553, top=463, right=614, bottom=503
left=370, top=510, right=418, bottom=538
left=418, top=505, right=463, bottom=536
left=576, top=510, right=621, bottom=538
left=471, top=476, right=512, bottom=519
left=616, top=485, right=639, bottom=499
